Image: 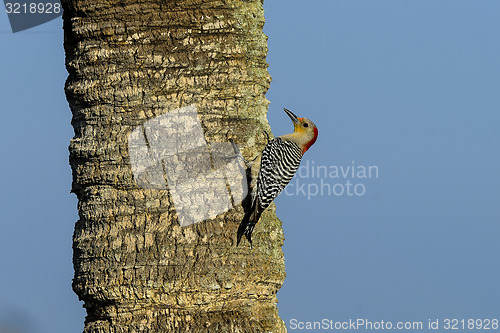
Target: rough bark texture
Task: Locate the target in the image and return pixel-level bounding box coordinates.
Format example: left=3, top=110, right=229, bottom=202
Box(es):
left=63, top=0, right=286, bottom=332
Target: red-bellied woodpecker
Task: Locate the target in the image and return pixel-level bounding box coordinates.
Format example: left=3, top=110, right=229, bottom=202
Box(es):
left=237, top=108, right=318, bottom=245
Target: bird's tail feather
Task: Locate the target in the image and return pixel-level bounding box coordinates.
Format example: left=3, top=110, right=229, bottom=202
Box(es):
left=237, top=203, right=262, bottom=246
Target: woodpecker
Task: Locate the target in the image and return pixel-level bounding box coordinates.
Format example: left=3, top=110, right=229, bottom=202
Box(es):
left=237, top=108, right=318, bottom=245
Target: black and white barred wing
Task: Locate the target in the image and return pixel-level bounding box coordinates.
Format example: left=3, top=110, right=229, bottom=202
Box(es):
left=256, top=137, right=303, bottom=210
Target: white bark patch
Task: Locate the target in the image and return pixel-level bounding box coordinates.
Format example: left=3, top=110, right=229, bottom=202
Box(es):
left=128, top=104, right=248, bottom=226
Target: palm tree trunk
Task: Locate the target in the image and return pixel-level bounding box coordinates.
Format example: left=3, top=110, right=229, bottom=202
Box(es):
left=63, top=0, right=286, bottom=332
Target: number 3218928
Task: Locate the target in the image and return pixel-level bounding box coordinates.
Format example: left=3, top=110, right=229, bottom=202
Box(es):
left=443, top=318, right=499, bottom=330
left=5, top=2, right=61, bottom=14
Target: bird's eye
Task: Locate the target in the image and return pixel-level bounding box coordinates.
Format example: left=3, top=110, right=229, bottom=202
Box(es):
left=303, top=123, right=309, bottom=128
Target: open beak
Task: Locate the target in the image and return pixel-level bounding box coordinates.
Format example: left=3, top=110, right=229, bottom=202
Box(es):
left=284, top=108, right=300, bottom=125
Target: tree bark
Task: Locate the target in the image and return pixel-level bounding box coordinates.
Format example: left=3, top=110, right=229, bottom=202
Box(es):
left=63, top=0, right=286, bottom=332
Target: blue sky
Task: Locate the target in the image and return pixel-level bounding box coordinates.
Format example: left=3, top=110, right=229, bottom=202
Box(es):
left=1, top=1, right=499, bottom=332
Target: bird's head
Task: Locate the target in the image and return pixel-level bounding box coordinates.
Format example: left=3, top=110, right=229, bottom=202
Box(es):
left=283, top=108, right=318, bottom=154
